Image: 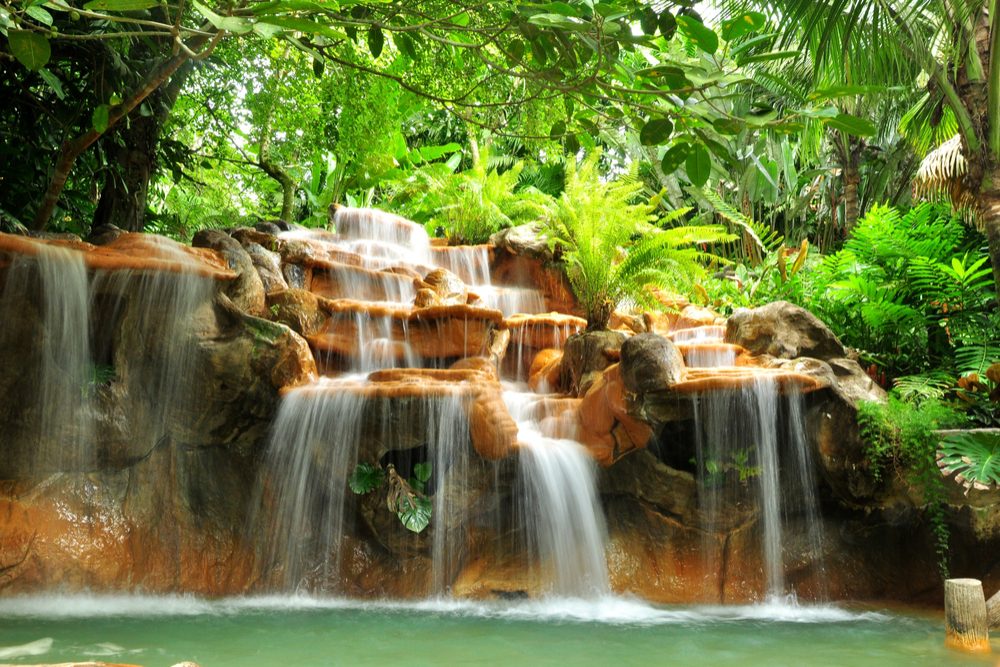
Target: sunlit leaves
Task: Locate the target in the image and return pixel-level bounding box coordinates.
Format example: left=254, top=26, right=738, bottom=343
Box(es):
left=676, top=15, right=717, bottom=54
left=720, top=12, right=765, bottom=42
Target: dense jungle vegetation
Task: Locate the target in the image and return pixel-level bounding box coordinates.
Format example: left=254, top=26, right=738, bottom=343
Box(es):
left=2, top=0, right=1000, bottom=490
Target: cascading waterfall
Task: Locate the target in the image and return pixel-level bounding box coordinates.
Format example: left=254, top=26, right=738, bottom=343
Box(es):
left=692, top=375, right=824, bottom=600
left=89, top=243, right=214, bottom=446
left=505, top=389, right=610, bottom=598
left=0, top=244, right=93, bottom=471
left=258, top=378, right=473, bottom=594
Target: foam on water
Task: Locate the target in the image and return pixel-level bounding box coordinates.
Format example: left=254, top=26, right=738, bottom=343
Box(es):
left=0, top=594, right=892, bottom=626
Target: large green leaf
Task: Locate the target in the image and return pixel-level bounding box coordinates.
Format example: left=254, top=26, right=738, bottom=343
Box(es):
left=8, top=30, right=50, bottom=70
left=348, top=462, right=385, bottom=494
left=676, top=15, right=717, bottom=54
left=367, top=25, right=384, bottom=58
left=939, top=432, right=1000, bottom=488
left=685, top=145, right=711, bottom=186
left=91, top=103, right=110, bottom=132
left=826, top=113, right=876, bottom=136
left=720, top=12, right=765, bottom=42
left=660, top=144, right=688, bottom=174
left=396, top=495, right=432, bottom=533
left=192, top=1, right=252, bottom=33
left=639, top=118, right=673, bottom=146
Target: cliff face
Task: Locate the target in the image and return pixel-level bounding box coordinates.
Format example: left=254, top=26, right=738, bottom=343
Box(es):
left=0, top=224, right=997, bottom=604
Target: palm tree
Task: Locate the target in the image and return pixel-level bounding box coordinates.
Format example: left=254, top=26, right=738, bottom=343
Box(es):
left=721, top=0, right=1000, bottom=292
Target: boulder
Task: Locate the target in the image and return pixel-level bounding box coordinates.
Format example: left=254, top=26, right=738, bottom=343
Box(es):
left=192, top=229, right=266, bottom=316
left=619, top=333, right=685, bottom=394
left=674, top=304, right=722, bottom=330
left=489, top=222, right=551, bottom=260
left=561, top=330, right=628, bottom=396
left=265, top=289, right=327, bottom=337
left=414, top=268, right=468, bottom=307
left=242, top=241, right=287, bottom=293
left=578, top=364, right=652, bottom=465
left=528, top=349, right=563, bottom=393
left=726, top=301, right=846, bottom=360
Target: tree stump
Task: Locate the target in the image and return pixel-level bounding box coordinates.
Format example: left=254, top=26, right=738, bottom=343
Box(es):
left=945, top=578, right=991, bottom=652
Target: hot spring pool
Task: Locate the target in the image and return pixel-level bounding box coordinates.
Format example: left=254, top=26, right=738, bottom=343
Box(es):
left=0, top=595, right=990, bottom=666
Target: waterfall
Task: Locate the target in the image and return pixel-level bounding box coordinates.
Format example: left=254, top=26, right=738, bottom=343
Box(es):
left=505, top=389, right=610, bottom=598
left=259, top=377, right=474, bottom=594
left=692, top=375, right=824, bottom=600
left=0, top=244, right=93, bottom=471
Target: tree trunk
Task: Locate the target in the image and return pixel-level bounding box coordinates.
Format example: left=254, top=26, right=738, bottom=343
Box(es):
left=93, top=62, right=194, bottom=232
left=978, top=187, right=1000, bottom=295
left=944, top=578, right=991, bottom=653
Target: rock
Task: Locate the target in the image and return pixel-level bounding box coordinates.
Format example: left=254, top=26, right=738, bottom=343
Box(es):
left=619, top=333, right=685, bottom=394
left=255, top=221, right=283, bottom=235
left=450, top=356, right=500, bottom=382
left=489, top=222, right=551, bottom=260
left=726, top=301, right=846, bottom=360
left=242, top=241, right=288, bottom=293
left=192, top=229, right=266, bottom=316
left=266, top=289, right=327, bottom=340
left=528, top=349, right=563, bottom=393
left=282, top=262, right=306, bottom=289
left=414, top=268, right=467, bottom=307
left=578, top=364, right=652, bottom=465
left=561, top=330, right=628, bottom=396
left=469, top=387, right=519, bottom=460
left=673, top=304, right=722, bottom=330
left=86, top=223, right=126, bottom=246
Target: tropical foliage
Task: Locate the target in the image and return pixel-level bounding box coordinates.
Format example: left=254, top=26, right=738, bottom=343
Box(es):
left=542, top=153, right=735, bottom=329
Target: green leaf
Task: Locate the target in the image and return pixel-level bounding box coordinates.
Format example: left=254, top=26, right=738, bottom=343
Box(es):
left=720, top=12, right=765, bottom=42
left=83, top=0, right=158, bottom=9
left=312, top=57, right=324, bottom=77
left=252, top=22, right=282, bottom=38
left=396, top=495, right=432, bottom=533
left=550, top=120, right=566, bottom=139
left=639, top=8, right=657, bottom=35
left=635, top=65, right=690, bottom=90
left=349, top=462, right=385, bottom=494
left=738, top=49, right=799, bottom=65
left=660, top=144, right=688, bottom=174
left=676, top=15, right=717, bottom=54
left=939, top=432, right=1000, bottom=487
left=367, top=25, right=383, bottom=58
left=191, top=1, right=251, bottom=33
left=639, top=117, right=673, bottom=146
left=91, top=103, right=110, bottom=133
left=26, top=5, right=53, bottom=25
left=395, top=32, right=418, bottom=60
left=413, top=461, right=432, bottom=483
left=257, top=16, right=347, bottom=40
left=38, top=67, right=64, bottom=98
left=8, top=30, right=50, bottom=70
left=685, top=145, right=711, bottom=187
left=657, top=12, right=676, bottom=39
left=826, top=112, right=876, bottom=136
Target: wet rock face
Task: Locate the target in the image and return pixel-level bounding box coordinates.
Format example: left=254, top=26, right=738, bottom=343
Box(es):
left=414, top=268, right=468, bottom=307
left=726, top=301, right=846, bottom=360
left=561, top=330, right=628, bottom=396
left=192, top=229, right=266, bottom=316
left=619, top=334, right=685, bottom=394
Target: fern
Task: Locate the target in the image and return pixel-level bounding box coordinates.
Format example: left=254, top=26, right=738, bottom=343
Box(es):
left=892, top=372, right=956, bottom=403
left=543, top=153, right=734, bottom=329
left=693, top=186, right=783, bottom=260
left=938, top=432, right=1000, bottom=490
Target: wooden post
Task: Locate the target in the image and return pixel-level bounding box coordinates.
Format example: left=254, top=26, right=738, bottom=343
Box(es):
left=945, top=578, right=991, bottom=652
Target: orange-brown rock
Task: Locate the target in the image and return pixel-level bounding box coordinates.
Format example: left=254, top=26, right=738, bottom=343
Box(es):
left=469, top=388, right=519, bottom=460
left=308, top=300, right=503, bottom=362
left=490, top=251, right=581, bottom=315
left=414, top=267, right=468, bottom=307
left=673, top=304, right=723, bottom=330
left=578, top=364, right=652, bottom=466
left=667, top=324, right=727, bottom=342
left=450, top=356, right=500, bottom=382
left=670, top=367, right=826, bottom=394
left=502, top=312, right=587, bottom=349
left=266, top=289, right=327, bottom=336
left=0, top=232, right=236, bottom=279
left=528, top=349, right=563, bottom=393
left=307, top=260, right=415, bottom=301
